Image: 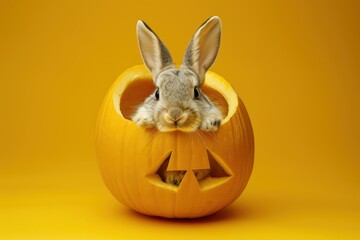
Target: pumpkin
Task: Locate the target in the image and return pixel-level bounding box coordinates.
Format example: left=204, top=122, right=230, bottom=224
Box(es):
left=96, top=65, right=254, bottom=218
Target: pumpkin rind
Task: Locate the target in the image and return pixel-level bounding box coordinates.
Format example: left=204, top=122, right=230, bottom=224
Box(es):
left=96, top=65, right=254, bottom=218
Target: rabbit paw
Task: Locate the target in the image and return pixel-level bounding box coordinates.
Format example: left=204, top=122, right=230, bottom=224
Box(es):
left=134, top=117, right=155, bottom=128
left=132, top=110, right=156, bottom=128
left=200, top=117, right=222, bottom=131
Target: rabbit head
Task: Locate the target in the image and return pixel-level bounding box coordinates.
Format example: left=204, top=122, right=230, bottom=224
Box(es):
left=133, top=16, right=223, bottom=132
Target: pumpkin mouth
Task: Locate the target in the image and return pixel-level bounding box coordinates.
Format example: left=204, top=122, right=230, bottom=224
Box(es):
left=147, top=150, right=232, bottom=191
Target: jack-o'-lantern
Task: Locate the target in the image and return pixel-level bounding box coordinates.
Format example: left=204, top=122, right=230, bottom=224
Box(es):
left=96, top=65, right=254, bottom=218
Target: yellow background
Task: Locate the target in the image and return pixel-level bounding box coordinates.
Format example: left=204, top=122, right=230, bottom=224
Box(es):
left=1, top=0, right=359, bottom=239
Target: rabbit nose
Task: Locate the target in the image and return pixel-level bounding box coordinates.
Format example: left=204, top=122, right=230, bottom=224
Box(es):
left=164, top=107, right=188, bottom=125
left=169, top=107, right=183, bottom=120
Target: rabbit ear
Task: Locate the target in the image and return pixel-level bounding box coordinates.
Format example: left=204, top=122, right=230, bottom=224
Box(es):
left=137, top=20, right=174, bottom=79
left=182, top=16, right=221, bottom=84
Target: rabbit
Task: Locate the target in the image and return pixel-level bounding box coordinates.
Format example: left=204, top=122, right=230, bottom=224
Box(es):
left=132, top=16, right=223, bottom=185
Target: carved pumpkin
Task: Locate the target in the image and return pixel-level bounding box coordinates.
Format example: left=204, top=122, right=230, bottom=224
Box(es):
left=96, top=65, right=254, bottom=218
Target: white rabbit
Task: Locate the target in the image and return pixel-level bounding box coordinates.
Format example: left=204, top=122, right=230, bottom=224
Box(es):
left=132, top=16, right=223, bottom=133
left=132, top=17, right=223, bottom=186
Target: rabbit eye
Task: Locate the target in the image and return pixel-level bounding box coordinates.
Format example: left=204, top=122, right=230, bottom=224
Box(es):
left=155, top=89, right=160, bottom=100
left=194, top=87, right=200, bottom=100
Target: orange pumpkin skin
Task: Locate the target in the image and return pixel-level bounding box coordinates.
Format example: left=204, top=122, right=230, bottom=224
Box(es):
left=96, top=65, right=254, bottom=218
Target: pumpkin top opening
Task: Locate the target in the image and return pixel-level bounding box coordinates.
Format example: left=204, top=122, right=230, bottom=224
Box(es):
left=114, top=65, right=238, bottom=126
